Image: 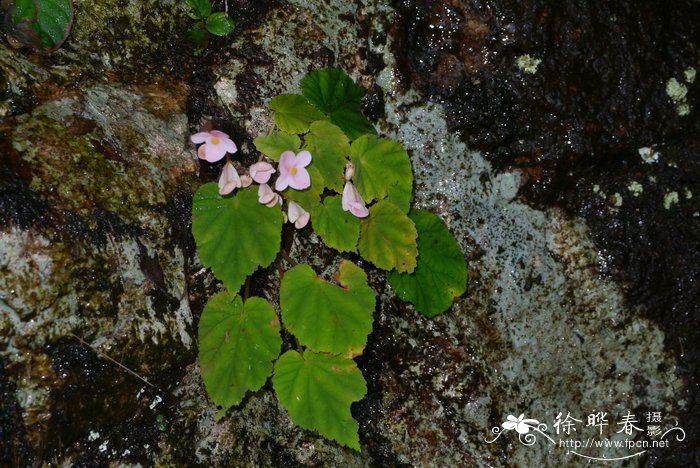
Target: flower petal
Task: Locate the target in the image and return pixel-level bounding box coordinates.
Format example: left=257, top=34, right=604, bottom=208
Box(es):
left=287, top=201, right=301, bottom=223
left=294, top=212, right=310, bottom=229
left=222, top=138, right=238, bottom=154
left=279, top=151, right=296, bottom=172
left=191, top=132, right=211, bottom=144
left=250, top=162, right=275, bottom=184
left=266, top=193, right=281, bottom=207
left=197, top=145, right=208, bottom=160
left=275, top=173, right=290, bottom=191
left=240, top=174, right=253, bottom=187
left=349, top=202, right=369, bottom=218
left=288, top=167, right=311, bottom=190
left=295, top=150, right=312, bottom=167
left=502, top=421, right=517, bottom=430
left=218, top=162, right=241, bottom=195
left=258, top=184, right=275, bottom=204
left=204, top=144, right=227, bottom=163
left=209, top=130, right=230, bottom=138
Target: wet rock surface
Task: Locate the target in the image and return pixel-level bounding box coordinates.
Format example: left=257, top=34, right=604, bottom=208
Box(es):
left=0, top=0, right=698, bottom=466
left=391, top=0, right=700, bottom=464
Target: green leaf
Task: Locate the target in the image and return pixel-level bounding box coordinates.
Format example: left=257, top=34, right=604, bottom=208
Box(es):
left=314, top=196, right=360, bottom=252
left=273, top=350, right=366, bottom=450
left=253, top=132, right=301, bottom=161
left=186, top=0, right=212, bottom=18
left=187, top=27, right=209, bottom=53
left=387, top=210, right=467, bottom=316
left=305, top=121, right=349, bottom=192
left=350, top=135, right=413, bottom=213
left=199, top=292, right=282, bottom=418
left=358, top=200, right=418, bottom=273
left=280, top=261, right=375, bottom=356
left=13, top=0, right=73, bottom=50
left=206, top=12, right=235, bottom=36
left=269, top=94, right=326, bottom=134
left=192, top=184, right=282, bottom=293
left=300, top=68, right=376, bottom=140
left=283, top=165, right=324, bottom=217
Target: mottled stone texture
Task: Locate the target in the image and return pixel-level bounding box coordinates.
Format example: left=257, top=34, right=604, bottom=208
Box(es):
left=1, top=0, right=697, bottom=466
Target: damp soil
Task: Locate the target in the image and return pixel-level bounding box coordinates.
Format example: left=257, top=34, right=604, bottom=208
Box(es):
left=391, top=0, right=700, bottom=465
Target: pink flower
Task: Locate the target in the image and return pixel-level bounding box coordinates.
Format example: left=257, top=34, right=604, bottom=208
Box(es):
left=258, top=183, right=281, bottom=207
left=342, top=181, right=369, bottom=218
left=249, top=161, right=275, bottom=184
left=218, top=162, right=242, bottom=195
left=287, top=201, right=310, bottom=229
left=344, top=162, right=355, bottom=181
left=191, top=130, right=237, bottom=163
left=275, top=150, right=312, bottom=191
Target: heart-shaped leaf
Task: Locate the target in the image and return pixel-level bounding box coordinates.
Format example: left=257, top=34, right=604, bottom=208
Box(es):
left=280, top=261, right=375, bottom=356
left=300, top=68, right=375, bottom=140
left=313, top=195, right=360, bottom=252
left=199, top=292, right=282, bottom=418
left=387, top=209, right=467, bottom=316
left=192, top=184, right=282, bottom=293
left=186, top=0, right=212, bottom=18
left=350, top=134, right=413, bottom=213
left=358, top=200, right=417, bottom=273
left=269, top=94, right=325, bottom=134
left=273, top=350, right=366, bottom=450
left=253, top=132, right=301, bottom=161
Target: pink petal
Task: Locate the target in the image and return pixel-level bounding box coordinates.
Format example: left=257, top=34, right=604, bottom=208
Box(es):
left=204, top=144, right=227, bottom=163
left=287, top=201, right=304, bottom=223
left=250, top=162, right=275, bottom=184
left=240, top=174, right=253, bottom=187
left=222, top=138, right=238, bottom=154
left=218, top=163, right=241, bottom=195
left=349, top=202, right=369, bottom=218
left=288, top=167, right=311, bottom=190
left=197, top=145, right=208, bottom=160
left=295, top=150, right=312, bottom=167
left=279, top=151, right=296, bottom=172
left=191, top=132, right=211, bottom=144
left=275, top=173, right=290, bottom=191
left=342, top=181, right=365, bottom=210
left=209, top=130, right=230, bottom=138
left=295, top=212, right=310, bottom=229
left=258, top=184, right=275, bottom=204
left=266, top=193, right=281, bottom=207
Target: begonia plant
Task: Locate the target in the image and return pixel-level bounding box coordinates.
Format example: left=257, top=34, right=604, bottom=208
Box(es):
left=191, top=68, right=468, bottom=449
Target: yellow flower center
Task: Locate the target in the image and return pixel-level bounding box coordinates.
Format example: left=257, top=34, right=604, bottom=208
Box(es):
left=290, top=166, right=298, bottom=175
left=211, top=137, right=220, bottom=144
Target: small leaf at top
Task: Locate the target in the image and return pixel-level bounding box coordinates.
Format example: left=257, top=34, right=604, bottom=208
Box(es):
left=11, top=0, right=73, bottom=51
left=206, top=12, right=236, bottom=36
left=300, top=68, right=376, bottom=140
left=192, top=184, right=282, bottom=293
left=314, top=195, right=360, bottom=252
left=280, top=261, right=376, bottom=356
left=387, top=209, right=467, bottom=316
left=269, top=94, right=326, bottom=134
left=253, top=132, right=301, bottom=161
left=358, top=200, right=418, bottom=273
left=350, top=134, right=413, bottom=213
left=273, top=350, right=367, bottom=450
left=199, top=292, right=282, bottom=418
left=186, top=0, right=212, bottom=18
left=305, top=121, right=349, bottom=192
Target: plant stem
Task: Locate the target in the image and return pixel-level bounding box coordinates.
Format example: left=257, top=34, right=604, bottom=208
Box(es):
left=279, top=249, right=298, bottom=266
left=70, top=334, right=155, bottom=388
